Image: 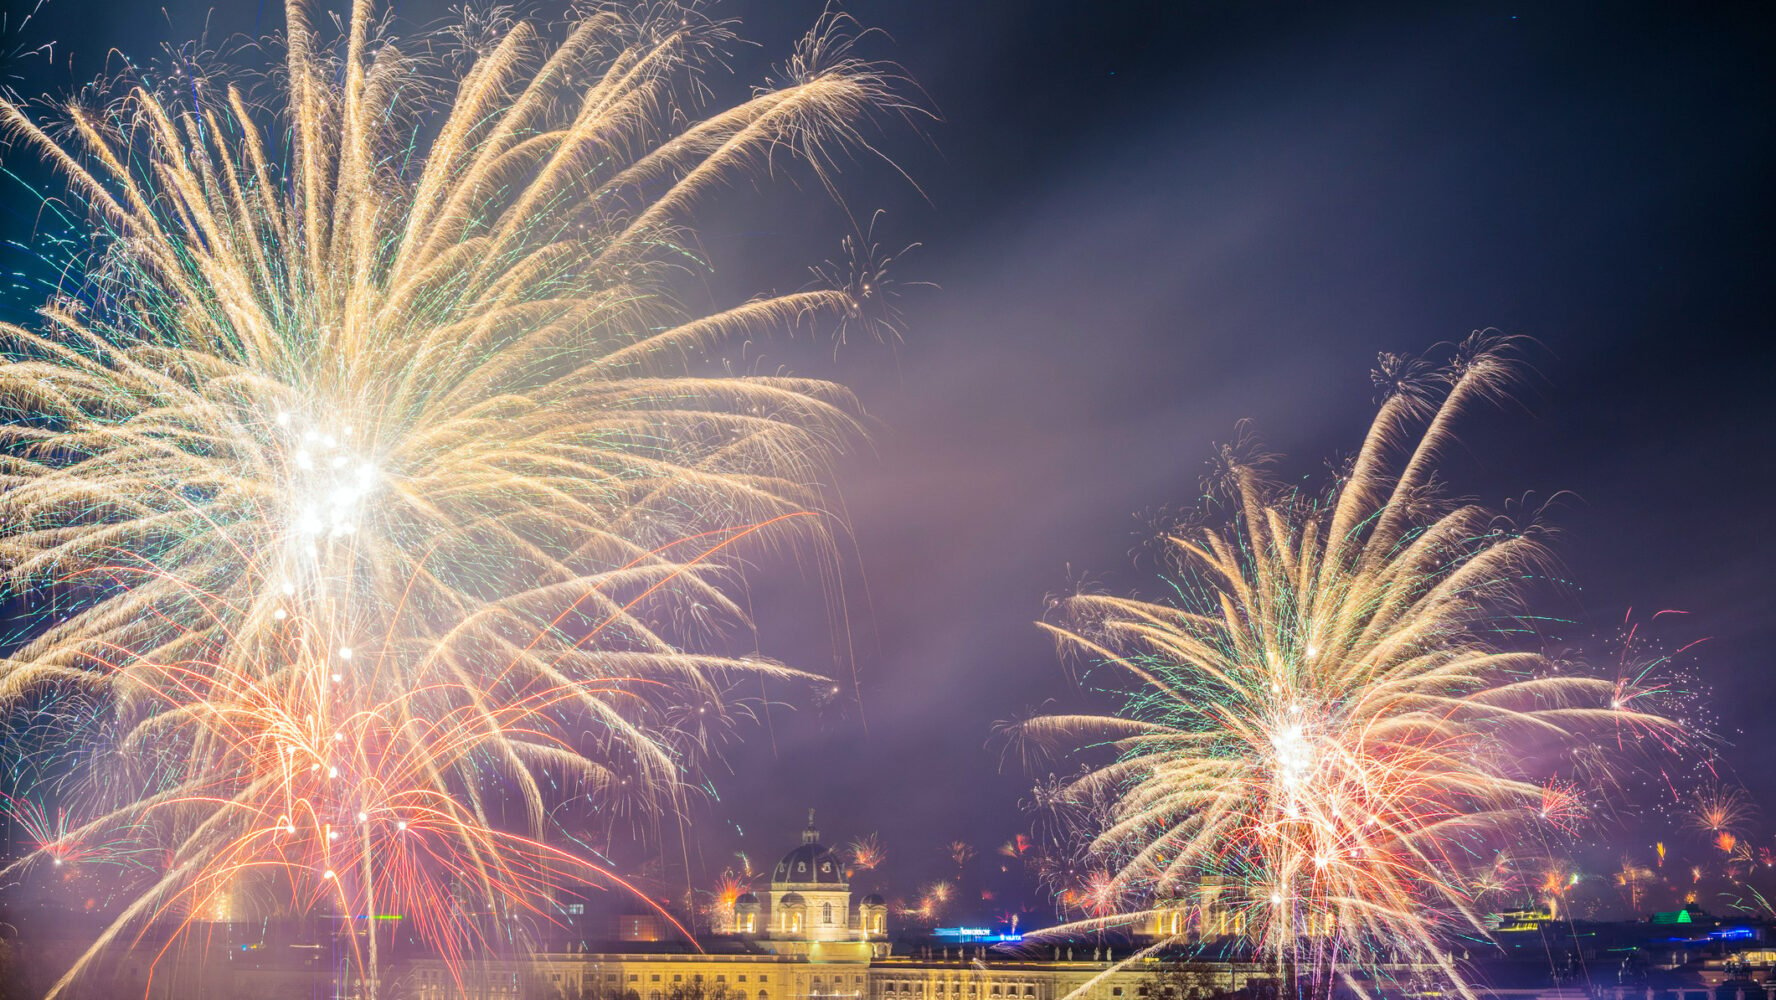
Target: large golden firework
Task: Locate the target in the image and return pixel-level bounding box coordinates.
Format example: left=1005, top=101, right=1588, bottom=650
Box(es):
left=1022, top=336, right=1674, bottom=996
left=0, top=0, right=907, bottom=993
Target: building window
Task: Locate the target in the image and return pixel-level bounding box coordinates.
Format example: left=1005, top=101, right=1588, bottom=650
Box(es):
left=823, top=903, right=834, bottom=925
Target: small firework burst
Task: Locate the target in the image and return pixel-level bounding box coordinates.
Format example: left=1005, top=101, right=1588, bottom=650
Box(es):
left=847, top=834, right=886, bottom=874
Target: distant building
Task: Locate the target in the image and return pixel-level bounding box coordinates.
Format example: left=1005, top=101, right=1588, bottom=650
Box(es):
left=730, top=811, right=889, bottom=960
left=403, top=810, right=1270, bottom=1000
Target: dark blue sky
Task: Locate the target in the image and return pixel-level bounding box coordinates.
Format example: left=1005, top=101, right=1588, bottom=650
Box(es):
left=3, top=0, right=1772, bottom=904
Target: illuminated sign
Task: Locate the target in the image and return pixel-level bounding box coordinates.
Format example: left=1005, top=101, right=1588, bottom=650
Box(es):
left=935, top=927, right=1023, bottom=943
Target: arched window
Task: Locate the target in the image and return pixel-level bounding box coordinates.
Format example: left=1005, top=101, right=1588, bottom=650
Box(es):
left=822, top=902, right=834, bottom=925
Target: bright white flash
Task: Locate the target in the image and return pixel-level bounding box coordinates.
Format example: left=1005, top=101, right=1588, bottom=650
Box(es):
left=278, top=411, right=378, bottom=555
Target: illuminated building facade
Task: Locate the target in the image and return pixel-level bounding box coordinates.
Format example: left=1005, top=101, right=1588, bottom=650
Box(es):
left=403, top=813, right=1268, bottom=1000
left=741, top=811, right=888, bottom=958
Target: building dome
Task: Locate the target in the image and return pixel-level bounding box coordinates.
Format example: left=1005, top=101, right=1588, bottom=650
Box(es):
left=773, top=843, right=844, bottom=885
left=735, top=892, right=759, bottom=905
left=772, top=810, right=846, bottom=886
left=860, top=894, right=885, bottom=907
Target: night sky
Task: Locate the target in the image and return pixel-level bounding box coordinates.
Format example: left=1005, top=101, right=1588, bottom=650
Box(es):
left=3, top=0, right=1773, bottom=908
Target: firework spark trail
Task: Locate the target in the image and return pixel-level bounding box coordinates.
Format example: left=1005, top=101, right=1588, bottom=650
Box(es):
left=1019, top=336, right=1677, bottom=998
left=0, top=1, right=914, bottom=993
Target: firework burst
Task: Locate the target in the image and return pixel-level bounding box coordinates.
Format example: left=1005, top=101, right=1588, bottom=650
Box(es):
left=846, top=833, right=886, bottom=875
left=1689, top=783, right=1754, bottom=838
left=1020, top=336, right=1676, bottom=996
left=0, top=0, right=912, bottom=993
left=1070, top=868, right=1124, bottom=918
left=910, top=879, right=954, bottom=922
left=0, top=791, right=121, bottom=869
left=703, top=868, right=751, bottom=934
